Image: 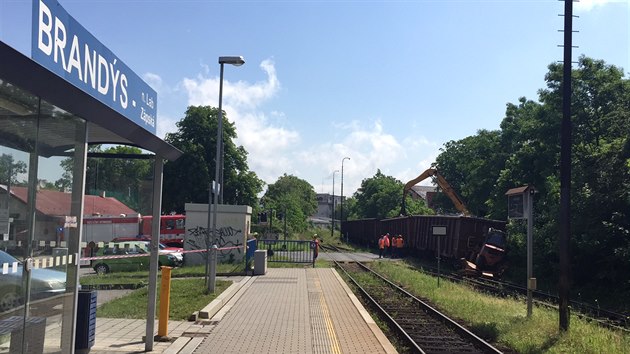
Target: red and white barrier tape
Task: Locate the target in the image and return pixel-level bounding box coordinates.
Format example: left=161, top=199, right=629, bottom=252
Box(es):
left=80, top=245, right=244, bottom=261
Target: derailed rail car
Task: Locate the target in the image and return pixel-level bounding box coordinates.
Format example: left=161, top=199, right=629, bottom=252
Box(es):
left=342, top=215, right=506, bottom=261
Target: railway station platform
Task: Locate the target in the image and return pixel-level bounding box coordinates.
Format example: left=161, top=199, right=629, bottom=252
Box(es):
left=86, top=268, right=397, bottom=353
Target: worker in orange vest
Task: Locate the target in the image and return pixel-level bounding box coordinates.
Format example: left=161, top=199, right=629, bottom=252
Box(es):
left=313, top=234, right=320, bottom=260
left=391, top=235, right=398, bottom=258
left=378, top=235, right=384, bottom=258
left=378, top=234, right=390, bottom=258
left=396, top=235, right=404, bottom=258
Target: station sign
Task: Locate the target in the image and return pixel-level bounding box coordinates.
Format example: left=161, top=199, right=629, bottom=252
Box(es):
left=31, top=0, right=157, bottom=135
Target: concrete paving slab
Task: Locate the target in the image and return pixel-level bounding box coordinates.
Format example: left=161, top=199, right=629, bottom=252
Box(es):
left=192, top=268, right=395, bottom=354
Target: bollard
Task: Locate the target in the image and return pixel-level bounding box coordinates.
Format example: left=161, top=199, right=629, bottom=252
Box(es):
left=158, top=266, right=172, bottom=338
left=208, top=245, right=218, bottom=293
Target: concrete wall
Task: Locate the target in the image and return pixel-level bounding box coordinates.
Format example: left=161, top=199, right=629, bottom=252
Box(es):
left=184, top=203, right=252, bottom=265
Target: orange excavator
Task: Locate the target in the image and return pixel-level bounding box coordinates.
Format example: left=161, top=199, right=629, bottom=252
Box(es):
left=400, top=168, right=508, bottom=277
left=400, top=168, right=471, bottom=216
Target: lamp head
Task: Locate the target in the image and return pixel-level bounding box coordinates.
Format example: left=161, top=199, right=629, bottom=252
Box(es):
left=219, top=56, right=245, bottom=66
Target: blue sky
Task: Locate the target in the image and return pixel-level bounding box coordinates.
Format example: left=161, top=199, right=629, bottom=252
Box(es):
left=1, top=0, right=628, bottom=197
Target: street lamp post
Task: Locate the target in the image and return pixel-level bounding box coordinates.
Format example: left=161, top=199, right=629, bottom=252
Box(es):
left=331, top=170, right=339, bottom=238
left=340, top=157, right=350, bottom=238
left=207, top=55, right=244, bottom=293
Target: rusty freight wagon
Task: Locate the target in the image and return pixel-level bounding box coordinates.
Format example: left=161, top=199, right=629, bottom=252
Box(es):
left=342, top=215, right=506, bottom=264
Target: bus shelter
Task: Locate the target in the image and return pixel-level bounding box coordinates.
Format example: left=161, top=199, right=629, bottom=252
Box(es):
left=0, top=21, right=181, bottom=353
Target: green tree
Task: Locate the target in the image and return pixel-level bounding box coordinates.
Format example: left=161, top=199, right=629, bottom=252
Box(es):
left=0, top=154, right=27, bottom=186
left=435, top=129, right=506, bottom=217
left=261, top=174, right=317, bottom=234
left=163, top=106, right=264, bottom=213
left=435, top=56, right=630, bottom=291
left=546, top=57, right=630, bottom=286
left=349, top=170, right=432, bottom=219
left=57, top=146, right=153, bottom=213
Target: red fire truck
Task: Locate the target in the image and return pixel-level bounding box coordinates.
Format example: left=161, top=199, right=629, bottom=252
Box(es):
left=140, top=214, right=185, bottom=244
left=82, top=214, right=185, bottom=244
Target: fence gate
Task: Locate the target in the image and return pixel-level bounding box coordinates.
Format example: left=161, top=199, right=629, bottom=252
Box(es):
left=256, top=239, right=316, bottom=267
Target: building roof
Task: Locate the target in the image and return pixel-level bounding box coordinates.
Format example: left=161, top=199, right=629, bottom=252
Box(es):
left=410, top=185, right=438, bottom=199
left=8, top=186, right=137, bottom=217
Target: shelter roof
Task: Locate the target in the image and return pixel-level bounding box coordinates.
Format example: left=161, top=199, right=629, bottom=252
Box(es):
left=8, top=186, right=137, bottom=217
left=0, top=42, right=181, bottom=161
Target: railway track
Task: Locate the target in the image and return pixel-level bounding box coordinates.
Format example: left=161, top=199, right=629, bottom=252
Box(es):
left=331, top=255, right=502, bottom=354
left=413, top=263, right=630, bottom=332
left=322, top=244, right=629, bottom=333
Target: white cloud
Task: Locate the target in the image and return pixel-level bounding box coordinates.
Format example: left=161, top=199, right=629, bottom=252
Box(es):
left=143, top=72, right=166, bottom=95
left=574, top=0, right=618, bottom=12
left=177, top=60, right=443, bottom=197
left=182, top=59, right=279, bottom=109
left=155, top=112, right=177, bottom=139
left=231, top=110, right=300, bottom=183
left=295, top=120, right=440, bottom=195
left=399, top=135, right=440, bottom=173
left=181, top=59, right=300, bottom=185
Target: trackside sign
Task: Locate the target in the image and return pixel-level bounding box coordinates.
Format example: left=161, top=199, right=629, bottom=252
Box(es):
left=31, top=0, right=157, bottom=135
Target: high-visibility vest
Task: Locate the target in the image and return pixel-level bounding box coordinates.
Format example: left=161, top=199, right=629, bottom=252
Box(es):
left=391, top=237, right=397, bottom=247
left=378, top=237, right=385, bottom=249
left=397, top=237, right=404, bottom=248
left=384, top=236, right=390, bottom=247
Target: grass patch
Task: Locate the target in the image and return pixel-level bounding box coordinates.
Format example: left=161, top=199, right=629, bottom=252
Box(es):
left=367, top=260, right=630, bottom=353
left=80, top=262, right=245, bottom=287
left=96, top=278, right=231, bottom=321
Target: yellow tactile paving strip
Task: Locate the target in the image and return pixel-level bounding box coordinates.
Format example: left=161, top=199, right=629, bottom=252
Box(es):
left=317, top=268, right=390, bottom=354
left=307, top=269, right=342, bottom=354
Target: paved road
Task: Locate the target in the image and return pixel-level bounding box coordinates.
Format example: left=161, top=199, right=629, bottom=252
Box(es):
left=318, top=251, right=394, bottom=262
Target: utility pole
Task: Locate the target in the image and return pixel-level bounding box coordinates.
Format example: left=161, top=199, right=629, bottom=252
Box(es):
left=341, top=157, right=350, bottom=238
left=331, top=170, right=339, bottom=238
left=559, top=0, right=574, bottom=331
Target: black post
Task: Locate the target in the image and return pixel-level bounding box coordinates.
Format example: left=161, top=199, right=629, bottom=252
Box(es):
left=284, top=207, right=287, bottom=241
left=559, top=0, right=573, bottom=332
left=341, top=157, right=349, bottom=236
left=269, top=208, right=273, bottom=238
left=340, top=174, right=344, bottom=229
left=331, top=171, right=338, bottom=238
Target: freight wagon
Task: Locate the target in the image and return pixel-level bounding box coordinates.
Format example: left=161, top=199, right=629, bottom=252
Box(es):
left=342, top=215, right=506, bottom=262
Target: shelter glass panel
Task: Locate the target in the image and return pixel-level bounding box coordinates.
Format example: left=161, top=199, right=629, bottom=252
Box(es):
left=0, top=77, right=88, bottom=353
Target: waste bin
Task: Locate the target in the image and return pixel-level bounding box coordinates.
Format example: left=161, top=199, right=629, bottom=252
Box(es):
left=75, top=290, right=97, bottom=351
left=254, top=249, right=267, bottom=275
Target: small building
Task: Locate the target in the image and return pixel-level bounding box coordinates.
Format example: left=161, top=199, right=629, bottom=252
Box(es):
left=315, top=193, right=342, bottom=225
left=1, top=186, right=138, bottom=246
left=408, top=185, right=438, bottom=208
left=183, top=203, right=252, bottom=264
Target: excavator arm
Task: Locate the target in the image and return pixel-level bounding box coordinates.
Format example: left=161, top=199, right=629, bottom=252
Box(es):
left=400, top=168, right=471, bottom=216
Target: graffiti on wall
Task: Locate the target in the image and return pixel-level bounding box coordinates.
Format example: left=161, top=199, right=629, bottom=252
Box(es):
left=187, top=226, right=243, bottom=256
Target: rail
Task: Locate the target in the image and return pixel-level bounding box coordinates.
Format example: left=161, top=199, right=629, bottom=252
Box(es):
left=324, top=245, right=502, bottom=353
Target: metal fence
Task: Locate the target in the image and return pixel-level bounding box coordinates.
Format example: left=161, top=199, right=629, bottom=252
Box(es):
left=255, top=239, right=316, bottom=267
